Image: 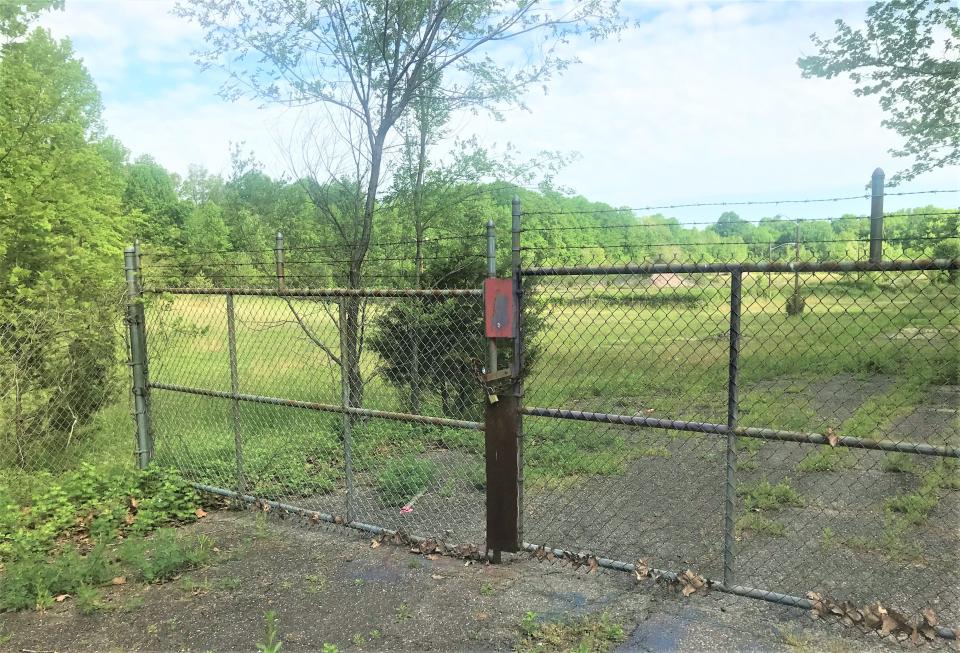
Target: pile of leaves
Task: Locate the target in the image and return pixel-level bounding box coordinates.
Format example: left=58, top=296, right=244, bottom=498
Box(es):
left=806, top=593, right=955, bottom=644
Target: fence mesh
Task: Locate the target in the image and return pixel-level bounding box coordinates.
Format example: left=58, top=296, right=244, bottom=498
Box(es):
left=130, top=195, right=959, bottom=640
left=0, top=287, right=130, bottom=474
left=519, top=239, right=960, bottom=631
left=144, top=287, right=489, bottom=545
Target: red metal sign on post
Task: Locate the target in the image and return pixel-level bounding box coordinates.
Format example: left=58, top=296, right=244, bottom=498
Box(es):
left=484, top=278, right=514, bottom=338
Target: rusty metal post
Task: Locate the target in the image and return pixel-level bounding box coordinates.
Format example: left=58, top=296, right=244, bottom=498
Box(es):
left=869, top=168, right=884, bottom=263
left=484, top=201, right=522, bottom=559
left=275, top=232, right=286, bottom=291
left=225, top=292, right=247, bottom=495
left=723, top=269, right=742, bottom=585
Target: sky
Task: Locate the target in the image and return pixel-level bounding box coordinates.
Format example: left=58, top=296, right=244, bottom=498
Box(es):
left=40, top=0, right=960, bottom=223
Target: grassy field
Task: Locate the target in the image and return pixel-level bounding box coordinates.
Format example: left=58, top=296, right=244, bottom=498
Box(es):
left=142, top=271, right=958, bottom=507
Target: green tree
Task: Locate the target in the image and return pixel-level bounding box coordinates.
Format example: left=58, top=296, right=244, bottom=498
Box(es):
left=798, top=0, right=960, bottom=184
left=178, top=0, right=625, bottom=413
left=0, top=27, right=128, bottom=463
left=0, top=1, right=63, bottom=40
left=124, top=155, right=187, bottom=247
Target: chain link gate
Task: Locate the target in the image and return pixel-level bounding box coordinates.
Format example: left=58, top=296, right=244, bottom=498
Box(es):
left=123, top=183, right=960, bottom=641
left=512, top=193, right=960, bottom=641
left=127, top=236, right=499, bottom=553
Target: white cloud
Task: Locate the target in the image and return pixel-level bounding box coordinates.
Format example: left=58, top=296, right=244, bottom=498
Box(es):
left=41, top=0, right=960, bottom=221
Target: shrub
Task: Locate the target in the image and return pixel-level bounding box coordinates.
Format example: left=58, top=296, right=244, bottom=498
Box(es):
left=375, top=455, right=438, bottom=507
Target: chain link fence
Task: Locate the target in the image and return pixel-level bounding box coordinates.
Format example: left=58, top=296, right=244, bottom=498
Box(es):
left=6, top=173, right=955, bottom=641
left=0, top=286, right=130, bottom=474
left=516, top=190, right=960, bottom=640
left=138, top=234, right=492, bottom=546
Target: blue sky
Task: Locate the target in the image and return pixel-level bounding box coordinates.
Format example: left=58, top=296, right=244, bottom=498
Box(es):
left=41, top=1, right=960, bottom=222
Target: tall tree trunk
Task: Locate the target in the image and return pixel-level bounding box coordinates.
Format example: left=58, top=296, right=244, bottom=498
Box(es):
left=341, top=125, right=389, bottom=419
left=409, top=126, right=428, bottom=415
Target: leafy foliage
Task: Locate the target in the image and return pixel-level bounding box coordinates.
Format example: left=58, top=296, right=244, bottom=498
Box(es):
left=0, top=463, right=200, bottom=563
left=798, top=0, right=960, bottom=183
left=375, top=455, right=439, bottom=507
left=0, top=464, right=204, bottom=611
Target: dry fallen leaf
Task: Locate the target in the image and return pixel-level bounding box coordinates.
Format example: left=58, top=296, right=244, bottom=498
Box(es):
left=370, top=539, right=381, bottom=549
left=129, top=497, right=139, bottom=510
left=431, top=574, right=444, bottom=580
left=124, top=512, right=136, bottom=525
left=922, top=607, right=938, bottom=627
left=55, top=594, right=70, bottom=603
left=194, top=508, right=208, bottom=519
left=425, top=554, right=439, bottom=561
left=111, top=576, right=127, bottom=586
left=634, top=559, right=650, bottom=580
left=679, top=570, right=706, bottom=597
left=825, top=427, right=839, bottom=447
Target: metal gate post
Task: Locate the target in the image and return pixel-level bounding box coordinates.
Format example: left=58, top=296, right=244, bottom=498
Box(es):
left=484, top=211, right=521, bottom=557
left=124, top=246, right=153, bottom=469
left=339, top=299, right=356, bottom=523
left=723, top=269, right=743, bottom=585
left=512, top=195, right=524, bottom=545
left=869, top=168, right=885, bottom=263
left=225, top=292, right=247, bottom=495
left=275, top=232, right=286, bottom=291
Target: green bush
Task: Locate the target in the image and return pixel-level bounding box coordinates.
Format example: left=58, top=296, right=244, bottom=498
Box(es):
left=375, top=455, right=438, bottom=507
left=0, top=463, right=199, bottom=563
left=0, top=463, right=204, bottom=611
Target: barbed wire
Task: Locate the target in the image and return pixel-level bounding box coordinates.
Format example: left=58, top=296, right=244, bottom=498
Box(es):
left=144, top=252, right=485, bottom=270
left=519, top=235, right=958, bottom=251
left=519, top=189, right=960, bottom=217
left=520, top=211, right=960, bottom=233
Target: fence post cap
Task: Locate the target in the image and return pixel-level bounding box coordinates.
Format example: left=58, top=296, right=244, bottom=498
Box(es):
left=872, top=167, right=885, bottom=178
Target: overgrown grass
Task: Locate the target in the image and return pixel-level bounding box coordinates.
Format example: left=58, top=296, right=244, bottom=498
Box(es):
left=738, top=479, right=802, bottom=512
left=735, top=513, right=785, bottom=538
left=883, top=458, right=960, bottom=525
left=880, top=453, right=916, bottom=474
left=797, top=446, right=853, bottom=473
left=516, top=611, right=625, bottom=653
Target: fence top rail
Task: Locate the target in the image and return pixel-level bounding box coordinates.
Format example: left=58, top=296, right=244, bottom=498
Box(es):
left=521, top=258, right=960, bottom=277
left=143, top=286, right=483, bottom=298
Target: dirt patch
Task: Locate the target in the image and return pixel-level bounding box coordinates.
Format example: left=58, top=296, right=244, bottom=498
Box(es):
left=0, top=511, right=903, bottom=652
